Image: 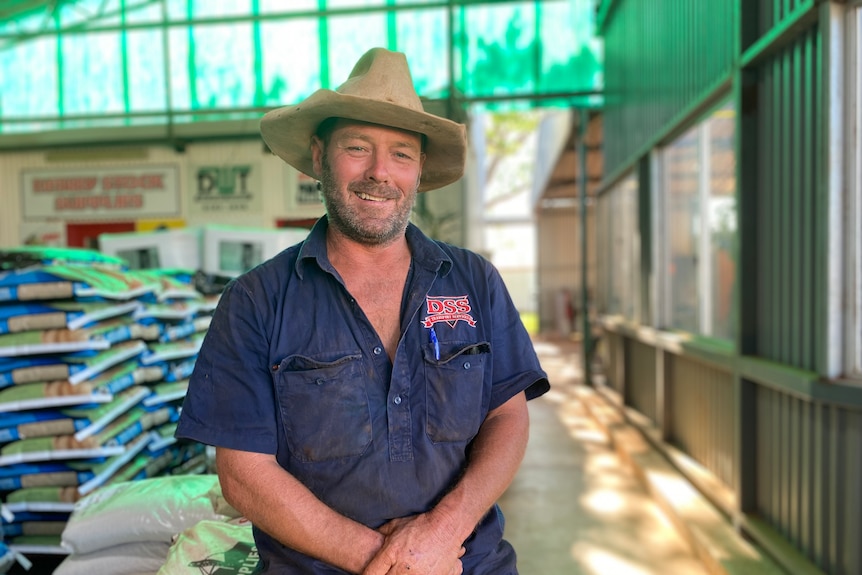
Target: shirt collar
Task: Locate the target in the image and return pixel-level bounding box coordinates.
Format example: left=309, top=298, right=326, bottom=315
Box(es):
left=295, top=216, right=452, bottom=279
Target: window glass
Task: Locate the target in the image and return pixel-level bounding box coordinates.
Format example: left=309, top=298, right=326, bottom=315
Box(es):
left=261, top=19, right=321, bottom=106
left=327, top=0, right=388, bottom=7
left=618, top=174, right=639, bottom=319
left=596, top=193, right=608, bottom=314
left=190, top=23, right=255, bottom=109
left=661, top=100, right=737, bottom=340
left=600, top=172, right=638, bottom=318
left=126, top=2, right=163, bottom=25
left=664, top=125, right=700, bottom=334
left=62, top=32, right=125, bottom=116
left=128, top=29, right=167, bottom=113
left=189, top=0, right=251, bottom=18
left=167, top=28, right=191, bottom=111
left=538, top=0, right=602, bottom=94
left=167, top=0, right=190, bottom=21
left=458, top=3, right=538, bottom=97
left=395, top=10, right=450, bottom=97
left=708, top=105, right=737, bottom=341
left=0, top=38, right=57, bottom=127
left=327, top=13, right=388, bottom=85
left=259, top=0, right=318, bottom=13
left=0, top=0, right=604, bottom=132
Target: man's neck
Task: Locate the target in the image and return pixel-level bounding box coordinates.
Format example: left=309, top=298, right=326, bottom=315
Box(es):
left=325, top=228, right=411, bottom=271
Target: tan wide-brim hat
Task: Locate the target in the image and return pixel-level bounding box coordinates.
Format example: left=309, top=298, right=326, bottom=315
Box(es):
left=260, top=48, right=467, bottom=193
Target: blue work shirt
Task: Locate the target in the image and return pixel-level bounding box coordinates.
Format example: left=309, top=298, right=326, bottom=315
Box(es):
left=176, top=216, right=549, bottom=574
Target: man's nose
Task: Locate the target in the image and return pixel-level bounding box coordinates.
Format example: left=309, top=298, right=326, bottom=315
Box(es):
left=364, top=151, right=392, bottom=183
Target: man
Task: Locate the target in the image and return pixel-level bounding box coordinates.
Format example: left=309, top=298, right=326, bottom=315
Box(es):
left=176, top=47, right=549, bottom=574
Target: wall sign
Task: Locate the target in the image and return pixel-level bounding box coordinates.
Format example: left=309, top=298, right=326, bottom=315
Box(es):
left=190, top=164, right=262, bottom=216
left=296, top=173, right=322, bottom=206
left=22, top=165, right=180, bottom=220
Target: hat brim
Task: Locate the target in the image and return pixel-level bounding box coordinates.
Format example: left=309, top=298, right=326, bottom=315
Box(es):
left=260, top=90, right=466, bottom=193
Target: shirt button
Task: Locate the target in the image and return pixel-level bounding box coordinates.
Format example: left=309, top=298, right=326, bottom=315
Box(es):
left=393, top=396, right=402, bottom=405
left=463, top=361, right=471, bottom=369
left=373, top=346, right=383, bottom=355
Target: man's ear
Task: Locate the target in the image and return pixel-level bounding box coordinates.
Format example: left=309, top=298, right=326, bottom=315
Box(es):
left=310, top=136, right=324, bottom=176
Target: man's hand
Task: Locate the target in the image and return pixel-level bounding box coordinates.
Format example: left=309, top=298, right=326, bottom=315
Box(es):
left=362, top=513, right=466, bottom=575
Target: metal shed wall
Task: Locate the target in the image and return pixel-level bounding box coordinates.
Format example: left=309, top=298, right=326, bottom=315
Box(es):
left=596, top=1, right=862, bottom=574
left=600, top=0, right=735, bottom=179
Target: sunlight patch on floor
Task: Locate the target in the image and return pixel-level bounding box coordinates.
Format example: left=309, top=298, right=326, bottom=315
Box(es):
left=570, top=543, right=654, bottom=575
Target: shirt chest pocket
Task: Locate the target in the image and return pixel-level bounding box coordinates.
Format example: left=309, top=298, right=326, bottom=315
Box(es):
left=423, top=341, right=490, bottom=443
left=274, top=352, right=371, bottom=462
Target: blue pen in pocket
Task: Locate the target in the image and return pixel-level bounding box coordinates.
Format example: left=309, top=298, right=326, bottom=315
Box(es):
left=429, top=327, right=440, bottom=360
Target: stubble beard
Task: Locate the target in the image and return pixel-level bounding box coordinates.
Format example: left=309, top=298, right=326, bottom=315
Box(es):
left=319, top=156, right=417, bottom=247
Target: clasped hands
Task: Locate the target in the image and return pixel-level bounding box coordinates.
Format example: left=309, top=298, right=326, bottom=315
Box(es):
left=362, top=512, right=466, bottom=575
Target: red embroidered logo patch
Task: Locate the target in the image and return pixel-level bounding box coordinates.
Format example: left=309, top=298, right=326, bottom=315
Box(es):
left=422, top=295, right=476, bottom=328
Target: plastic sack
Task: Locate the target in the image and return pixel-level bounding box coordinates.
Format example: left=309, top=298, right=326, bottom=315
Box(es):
left=54, top=540, right=170, bottom=575
left=61, top=474, right=231, bottom=555
left=158, top=517, right=256, bottom=575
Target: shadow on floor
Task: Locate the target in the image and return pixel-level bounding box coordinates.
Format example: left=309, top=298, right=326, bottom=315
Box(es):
left=497, top=335, right=707, bottom=575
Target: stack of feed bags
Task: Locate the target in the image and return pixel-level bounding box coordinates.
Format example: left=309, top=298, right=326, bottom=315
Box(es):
left=0, top=247, right=216, bottom=564
left=55, top=474, right=251, bottom=575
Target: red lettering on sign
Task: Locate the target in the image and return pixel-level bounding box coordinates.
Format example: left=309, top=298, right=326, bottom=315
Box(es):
left=33, top=178, right=98, bottom=192
left=54, top=194, right=144, bottom=210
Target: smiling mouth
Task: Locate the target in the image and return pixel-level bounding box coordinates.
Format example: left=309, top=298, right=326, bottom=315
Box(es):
left=356, top=191, right=389, bottom=202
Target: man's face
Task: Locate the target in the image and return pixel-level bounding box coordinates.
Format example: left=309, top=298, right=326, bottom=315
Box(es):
left=312, top=119, right=425, bottom=247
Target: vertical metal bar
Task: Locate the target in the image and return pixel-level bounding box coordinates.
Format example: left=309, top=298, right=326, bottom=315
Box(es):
left=843, top=411, right=862, bottom=573
left=120, top=0, right=130, bottom=118
left=789, top=395, right=800, bottom=548
left=800, top=399, right=812, bottom=552
left=186, top=0, right=197, bottom=109
left=776, top=389, right=784, bottom=525
left=760, top=64, right=775, bottom=356
left=638, top=154, right=651, bottom=325
left=771, top=56, right=781, bottom=361
left=791, top=40, right=802, bottom=369
left=827, top=407, right=841, bottom=570
left=738, top=378, right=757, bottom=515
left=756, top=388, right=772, bottom=520
left=781, top=46, right=792, bottom=365
left=706, top=369, right=714, bottom=477
left=811, top=0, right=823, bottom=376
left=386, top=0, right=396, bottom=50
left=802, top=30, right=814, bottom=370
left=533, top=0, right=541, bottom=93
left=55, top=5, right=63, bottom=118
left=850, top=7, right=862, bottom=379
left=780, top=391, right=790, bottom=529
left=737, top=1, right=757, bottom=355
left=824, top=2, right=845, bottom=378
left=813, top=403, right=826, bottom=567
left=160, top=0, right=173, bottom=136
left=579, top=108, right=592, bottom=386
left=251, top=0, right=263, bottom=107
left=317, top=0, right=329, bottom=89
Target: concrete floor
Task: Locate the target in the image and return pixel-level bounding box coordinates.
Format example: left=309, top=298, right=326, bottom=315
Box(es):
left=498, top=338, right=708, bottom=575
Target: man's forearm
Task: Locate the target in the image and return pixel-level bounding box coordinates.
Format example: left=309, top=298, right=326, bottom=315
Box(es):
left=429, top=391, right=530, bottom=543
left=216, top=447, right=384, bottom=574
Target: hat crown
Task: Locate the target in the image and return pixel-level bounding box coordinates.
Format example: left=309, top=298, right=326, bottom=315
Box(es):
left=336, top=48, right=424, bottom=113
left=260, top=47, right=466, bottom=192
